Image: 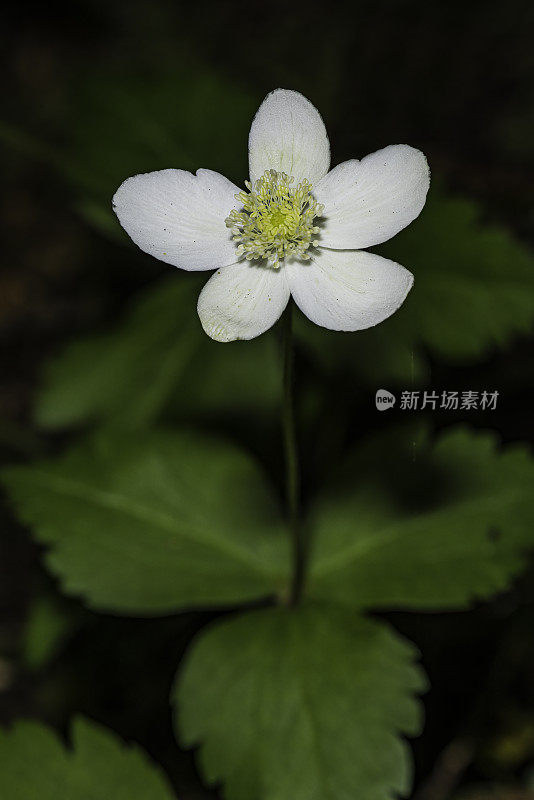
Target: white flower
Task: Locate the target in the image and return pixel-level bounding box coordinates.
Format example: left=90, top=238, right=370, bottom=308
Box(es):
left=113, top=89, right=430, bottom=342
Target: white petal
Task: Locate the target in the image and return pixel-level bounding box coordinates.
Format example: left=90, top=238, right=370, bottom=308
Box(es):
left=197, top=261, right=290, bottom=342
left=315, top=145, right=430, bottom=249
left=286, top=248, right=413, bottom=331
left=113, top=168, right=240, bottom=271
left=248, top=89, right=330, bottom=186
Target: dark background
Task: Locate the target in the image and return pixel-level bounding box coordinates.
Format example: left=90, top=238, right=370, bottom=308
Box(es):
left=2, top=2, right=534, bottom=798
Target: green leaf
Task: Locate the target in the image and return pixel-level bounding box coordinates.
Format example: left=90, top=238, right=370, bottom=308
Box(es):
left=21, top=593, right=80, bottom=671
left=35, top=278, right=200, bottom=430
left=308, top=426, right=534, bottom=610
left=297, top=189, right=534, bottom=382
left=0, top=61, right=256, bottom=229
left=3, top=430, right=289, bottom=613
left=63, top=65, right=255, bottom=209
left=35, top=275, right=282, bottom=430
left=175, top=603, right=426, bottom=800
left=0, top=716, right=175, bottom=799
left=379, top=191, right=534, bottom=358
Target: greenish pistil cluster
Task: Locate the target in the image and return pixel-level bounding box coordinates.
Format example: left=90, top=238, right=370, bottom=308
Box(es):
left=225, top=169, right=324, bottom=269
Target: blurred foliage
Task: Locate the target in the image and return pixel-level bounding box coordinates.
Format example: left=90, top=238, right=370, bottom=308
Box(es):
left=378, top=194, right=534, bottom=359
left=65, top=65, right=254, bottom=201
left=0, top=61, right=255, bottom=240
left=0, top=717, right=175, bottom=799
left=480, top=715, right=534, bottom=773
left=35, top=276, right=282, bottom=430
left=176, top=605, right=425, bottom=800
left=21, top=593, right=80, bottom=672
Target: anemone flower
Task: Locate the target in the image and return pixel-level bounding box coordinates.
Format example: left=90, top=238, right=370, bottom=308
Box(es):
left=113, top=89, right=430, bottom=342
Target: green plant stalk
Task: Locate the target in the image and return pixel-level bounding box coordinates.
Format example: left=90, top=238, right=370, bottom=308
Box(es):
left=282, top=301, right=304, bottom=605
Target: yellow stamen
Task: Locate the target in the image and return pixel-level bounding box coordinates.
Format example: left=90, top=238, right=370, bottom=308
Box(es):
left=225, top=169, right=323, bottom=269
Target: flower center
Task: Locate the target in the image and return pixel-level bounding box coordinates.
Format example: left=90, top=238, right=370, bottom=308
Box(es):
left=225, top=169, right=324, bottom=269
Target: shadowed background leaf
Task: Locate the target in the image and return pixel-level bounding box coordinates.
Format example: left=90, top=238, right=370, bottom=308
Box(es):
left=0, top=717, right=176, bottom=799
left=297, top=189, right=534, bottom=384
left=34, top=276, right=282, bottom=431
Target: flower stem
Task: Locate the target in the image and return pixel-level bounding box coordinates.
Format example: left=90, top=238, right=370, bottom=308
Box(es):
left=282, top=300, right=304, bottom=606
